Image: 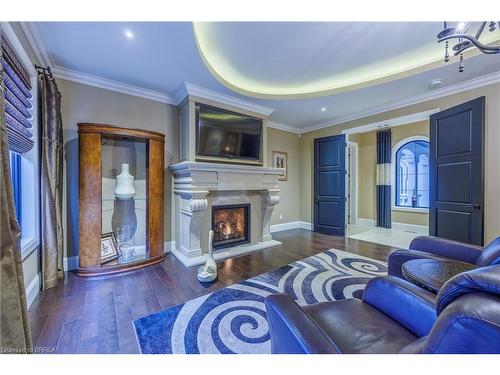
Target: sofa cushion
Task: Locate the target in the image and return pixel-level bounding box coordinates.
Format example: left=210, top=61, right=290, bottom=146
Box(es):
left=436, top=264, right=500, bottom=314
left=476, top=237, right=500, bottom=266
left=303, top=299, right=417, bottom=353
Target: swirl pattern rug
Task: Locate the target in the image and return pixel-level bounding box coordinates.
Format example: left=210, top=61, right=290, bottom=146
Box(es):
left=134, top=249, right=387, bottom=354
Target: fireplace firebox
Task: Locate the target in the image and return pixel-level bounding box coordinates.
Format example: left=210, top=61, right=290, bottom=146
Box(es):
left=211, top=203, right=250, bottom=250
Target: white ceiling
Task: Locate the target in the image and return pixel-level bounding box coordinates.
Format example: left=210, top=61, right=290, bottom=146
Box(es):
left=194, top=22, right=451, bottom=96
left=30, top=22, right=500, bottom=130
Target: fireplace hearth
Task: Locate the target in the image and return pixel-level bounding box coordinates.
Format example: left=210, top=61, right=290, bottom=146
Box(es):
left=212, top=203, right=250, bottom=249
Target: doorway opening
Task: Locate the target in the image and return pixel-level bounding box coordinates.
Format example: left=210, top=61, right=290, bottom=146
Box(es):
left=343, top=111, right=436, bottom=248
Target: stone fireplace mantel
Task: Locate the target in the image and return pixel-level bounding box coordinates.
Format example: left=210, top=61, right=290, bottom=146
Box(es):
left=170, top=161, right=284, bottom=267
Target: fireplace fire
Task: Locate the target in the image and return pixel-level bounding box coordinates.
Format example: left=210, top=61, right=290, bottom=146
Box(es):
left=212, top=204, right=250, bottom=249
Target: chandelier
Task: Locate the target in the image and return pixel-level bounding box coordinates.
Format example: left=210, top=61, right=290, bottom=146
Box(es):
left=437, top=22, right=500, bottom=72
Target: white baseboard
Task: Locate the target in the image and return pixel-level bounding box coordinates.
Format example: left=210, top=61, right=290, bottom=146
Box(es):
left=298, top=221, right=314, bottom=231
left=63, top=241, right=175, bottom=271
left=25, top=273, right=40, bottom=308
left=270, top=221, right=313, bottom=233
left=164, top=241, right=174, bottom=253
left=355, top=217, right=428, bottom=235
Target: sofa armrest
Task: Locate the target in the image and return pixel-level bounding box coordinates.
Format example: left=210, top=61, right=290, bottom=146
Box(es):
left=265, top=294, right=340, bottom=354
left=410, top=236, right=483, bottom=264
left=362, top=276, right=437, bottom=337
left=388, top=249, right=452, bottom=278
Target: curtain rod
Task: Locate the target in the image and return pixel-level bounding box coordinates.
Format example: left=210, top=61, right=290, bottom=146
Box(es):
left=35, top=64, right=54, bottom=79
left=35, top=64, right=59, bottom=89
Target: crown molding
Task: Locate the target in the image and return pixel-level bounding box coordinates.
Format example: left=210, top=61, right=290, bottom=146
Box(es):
left=19, top=22, right=175, bottom=104
left=173, top=82, right=190, bottom=104
left=175, top=82, right=275, bottom=116
left=18, top=22, right=275, bottom=109
left=19, top=22, right=54, bottom=67
left=341, top=109, right=440, bottom=135
left=300, top=70, right=500, bottom=133
left=267, top=120, right=302, bottom=134
left=52, top=66, right=176, bottom=104
left=18, top=21, right=499, bottom=128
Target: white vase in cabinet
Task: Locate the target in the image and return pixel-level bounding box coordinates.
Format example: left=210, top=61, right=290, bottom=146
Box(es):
left=114, top=163, right=136, bottom=200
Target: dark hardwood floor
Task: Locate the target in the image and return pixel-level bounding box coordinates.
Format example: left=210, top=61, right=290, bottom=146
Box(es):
left=28, top=229, right=397, bottom=354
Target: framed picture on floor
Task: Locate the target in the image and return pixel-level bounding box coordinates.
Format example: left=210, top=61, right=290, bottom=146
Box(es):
left=100, top=232, right=119, bottom=264
left=272, top=151, right=288, bottom=181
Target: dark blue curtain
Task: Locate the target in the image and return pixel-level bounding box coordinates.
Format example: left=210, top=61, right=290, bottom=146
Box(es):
left=376, top=129, right=391, bottom=228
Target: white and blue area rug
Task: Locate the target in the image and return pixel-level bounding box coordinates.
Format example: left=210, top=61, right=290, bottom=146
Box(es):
left=133, top=249, right=387, bottom=354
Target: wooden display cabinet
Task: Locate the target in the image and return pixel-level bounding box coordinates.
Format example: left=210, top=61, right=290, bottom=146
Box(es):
left=77, top=123, right=165, bottom=276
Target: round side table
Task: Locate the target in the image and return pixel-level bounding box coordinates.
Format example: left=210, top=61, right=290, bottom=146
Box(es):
left=402, top=259, right=476, bottom=294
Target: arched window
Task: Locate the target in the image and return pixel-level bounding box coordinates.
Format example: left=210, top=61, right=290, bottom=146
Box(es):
left=395, top=139, right=429, bottom=208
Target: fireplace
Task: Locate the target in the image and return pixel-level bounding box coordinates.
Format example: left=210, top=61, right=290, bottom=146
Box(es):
left=212, top=203, right=250, bottom=250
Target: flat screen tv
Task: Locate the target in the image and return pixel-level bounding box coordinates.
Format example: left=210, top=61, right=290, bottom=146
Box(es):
left=196, top=104, right=263, bottom=163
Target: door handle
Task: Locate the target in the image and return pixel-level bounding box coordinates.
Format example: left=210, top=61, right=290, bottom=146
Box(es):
left=472, top=204, right=481, bottom=210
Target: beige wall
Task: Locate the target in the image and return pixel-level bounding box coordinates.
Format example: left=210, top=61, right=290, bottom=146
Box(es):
left=300, top=82, right=500, bottom=243
left=267, top=128, right=302, bottom=225
left=57, top=79, right=179, bottom=258
left=391, top=120, right=429, bottom=141
left=352, top=120, right=429, bottom=226
left=352, top=132, right=377, bottom=220
left=57, top=80, right=303, bottom=259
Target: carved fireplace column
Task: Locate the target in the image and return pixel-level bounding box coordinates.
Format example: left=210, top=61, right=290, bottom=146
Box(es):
left=261, top=188, right=280, bottom=242
left=177, top=190, right=209, bottom=258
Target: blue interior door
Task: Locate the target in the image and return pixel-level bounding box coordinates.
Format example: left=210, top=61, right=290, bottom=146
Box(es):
left=429, top=97, right=485, bottom=245
left=314, top=134, right=346, bottom=236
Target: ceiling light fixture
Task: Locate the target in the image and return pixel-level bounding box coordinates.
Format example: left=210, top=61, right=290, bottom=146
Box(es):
left=124, top=30, right=134, bottom=40
left=321, top=107, right=326, bottom=112
left=429, top=79, right=444, bottom=89
left=437, top=21, right=500, bottom=72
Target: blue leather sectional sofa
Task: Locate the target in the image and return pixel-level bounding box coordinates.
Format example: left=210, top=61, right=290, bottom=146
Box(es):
left=265, top=236, right=500, bottom=353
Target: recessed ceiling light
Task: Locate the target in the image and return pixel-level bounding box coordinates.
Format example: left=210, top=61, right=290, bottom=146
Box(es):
left=429, top=79, right=444, bottom=89
left=321, top=107, right=327, bottom=112
left=124, top=30, right=134, bottom=40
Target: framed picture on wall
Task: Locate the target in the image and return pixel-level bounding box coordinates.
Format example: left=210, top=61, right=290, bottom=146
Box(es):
left=100, top=232, right=119, bottom=264
left=272, top=151, right=288, bottom=181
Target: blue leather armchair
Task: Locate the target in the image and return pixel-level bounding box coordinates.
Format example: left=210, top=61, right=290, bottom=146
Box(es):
left=388, top=235, right=500, bottom=279
left=265, top=265, right=500, bottom=354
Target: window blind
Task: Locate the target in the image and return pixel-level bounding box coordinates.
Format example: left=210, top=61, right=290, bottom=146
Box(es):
left=1, top=35, right=34, bottom=154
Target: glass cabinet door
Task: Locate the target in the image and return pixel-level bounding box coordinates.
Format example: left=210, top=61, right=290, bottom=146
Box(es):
left=101, top=137, right=148, bottom=266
